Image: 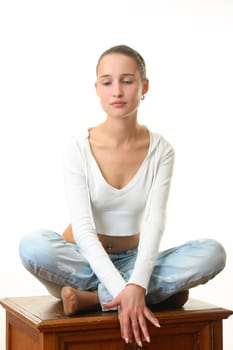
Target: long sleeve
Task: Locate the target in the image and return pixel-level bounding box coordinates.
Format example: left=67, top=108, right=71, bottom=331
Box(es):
left=63, top=136, right=126, bottom=298
left=127, top=138, right=175, bottom=291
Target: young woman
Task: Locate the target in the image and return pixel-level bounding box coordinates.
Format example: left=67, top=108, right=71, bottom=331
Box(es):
left=19, top=45, right=226, bottom=348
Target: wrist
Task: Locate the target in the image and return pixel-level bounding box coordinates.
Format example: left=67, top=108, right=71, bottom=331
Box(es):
left=126, top=283, right=146, bottom=294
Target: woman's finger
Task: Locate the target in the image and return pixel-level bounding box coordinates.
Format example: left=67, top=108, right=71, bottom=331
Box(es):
left=102, top=296, right=120, bottom=309
left=131, top=318, right=143, bottom=348
left=138, top=314, right=151, bottom=344
left=144, top=307, right=160, bottom=328
left=123, top=317, right=134, bottom=344
left=118, top=308, right=125, bottom=340
left=118, top=307, right=133, bottom=344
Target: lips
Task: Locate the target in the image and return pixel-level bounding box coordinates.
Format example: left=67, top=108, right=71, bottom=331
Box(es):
left=111, top=101, right=126, bottom=107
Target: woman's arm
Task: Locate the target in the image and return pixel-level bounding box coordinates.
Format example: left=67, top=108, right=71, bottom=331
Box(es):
left=127, top=137, right=175, bottom=290
left=63, top=136, right=126, bottom=297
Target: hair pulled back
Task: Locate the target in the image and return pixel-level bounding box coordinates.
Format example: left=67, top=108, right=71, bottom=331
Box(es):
left=96, top=45, right=147, bottom=81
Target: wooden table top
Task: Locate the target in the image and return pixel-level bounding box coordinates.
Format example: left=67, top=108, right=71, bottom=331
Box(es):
left=1, top=295, right=232, bottom=332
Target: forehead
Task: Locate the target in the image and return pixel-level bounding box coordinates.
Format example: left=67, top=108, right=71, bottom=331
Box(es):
left=97, top=53, right=139, bottom=77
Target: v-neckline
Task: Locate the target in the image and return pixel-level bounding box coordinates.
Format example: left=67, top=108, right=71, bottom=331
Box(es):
left=85, top=131, right=151, bottom=192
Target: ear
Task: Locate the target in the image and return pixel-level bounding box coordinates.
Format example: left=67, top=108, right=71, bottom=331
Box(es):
left=95, top=82, right=99, bottom=97
left=142, top=79, right=149, bottom=95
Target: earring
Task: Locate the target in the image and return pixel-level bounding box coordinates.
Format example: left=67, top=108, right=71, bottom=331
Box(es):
left=141, top=95, right=145, bottom=101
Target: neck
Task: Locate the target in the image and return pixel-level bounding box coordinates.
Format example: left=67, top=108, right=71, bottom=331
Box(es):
left=101, top=116, right=141, bottom=145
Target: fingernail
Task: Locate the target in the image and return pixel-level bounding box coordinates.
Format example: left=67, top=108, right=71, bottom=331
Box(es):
left=146, top=336, right=150, bottom=343
left=154, top=320, right=161, bottom=327
left=125, top=338, right=129, bottom=344
left=138, top=341, right=143, bottom=347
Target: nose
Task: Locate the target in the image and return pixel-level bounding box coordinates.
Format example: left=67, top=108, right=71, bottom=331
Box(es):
left=112, top=82, right=123, bottom=97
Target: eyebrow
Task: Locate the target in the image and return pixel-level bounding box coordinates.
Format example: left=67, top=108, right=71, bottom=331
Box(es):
left=98, top=73, right=135, bottom=78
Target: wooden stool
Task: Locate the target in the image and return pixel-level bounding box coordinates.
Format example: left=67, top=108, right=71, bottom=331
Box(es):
left=0, top=295, right=232, bottom=350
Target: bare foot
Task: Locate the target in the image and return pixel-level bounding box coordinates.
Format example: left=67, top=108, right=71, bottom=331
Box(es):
left=61, top=286, right=100, bottom=316
left=61, top=286, right=79, bottom=315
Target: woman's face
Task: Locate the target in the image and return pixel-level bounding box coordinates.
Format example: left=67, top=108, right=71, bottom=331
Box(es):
left=95, top=53, right=148, bottom=119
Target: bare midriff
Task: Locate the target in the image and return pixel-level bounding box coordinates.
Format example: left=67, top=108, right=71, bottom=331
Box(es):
left=62, top=224, right=139, bottom=254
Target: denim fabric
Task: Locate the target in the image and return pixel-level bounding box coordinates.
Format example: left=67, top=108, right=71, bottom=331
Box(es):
left=19, top=230, right=226, bottom=311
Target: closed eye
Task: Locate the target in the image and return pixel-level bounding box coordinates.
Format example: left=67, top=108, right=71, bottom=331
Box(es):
left=122, top=80, right=133, bottom=84
left=102, top=81, right=112, bottom=86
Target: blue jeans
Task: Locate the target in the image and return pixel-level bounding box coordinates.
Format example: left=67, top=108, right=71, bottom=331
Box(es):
left=19, top=230, right=226, bottom=311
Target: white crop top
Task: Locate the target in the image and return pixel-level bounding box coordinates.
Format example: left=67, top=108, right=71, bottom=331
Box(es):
left=63, top=129, right=175, bottom=297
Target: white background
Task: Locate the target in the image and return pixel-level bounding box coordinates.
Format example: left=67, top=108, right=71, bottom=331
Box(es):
left=0, top=0, right=232, bottom=349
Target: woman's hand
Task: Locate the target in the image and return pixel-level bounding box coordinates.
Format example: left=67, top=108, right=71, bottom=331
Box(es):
left=103, top=284, right=160, bottom=347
